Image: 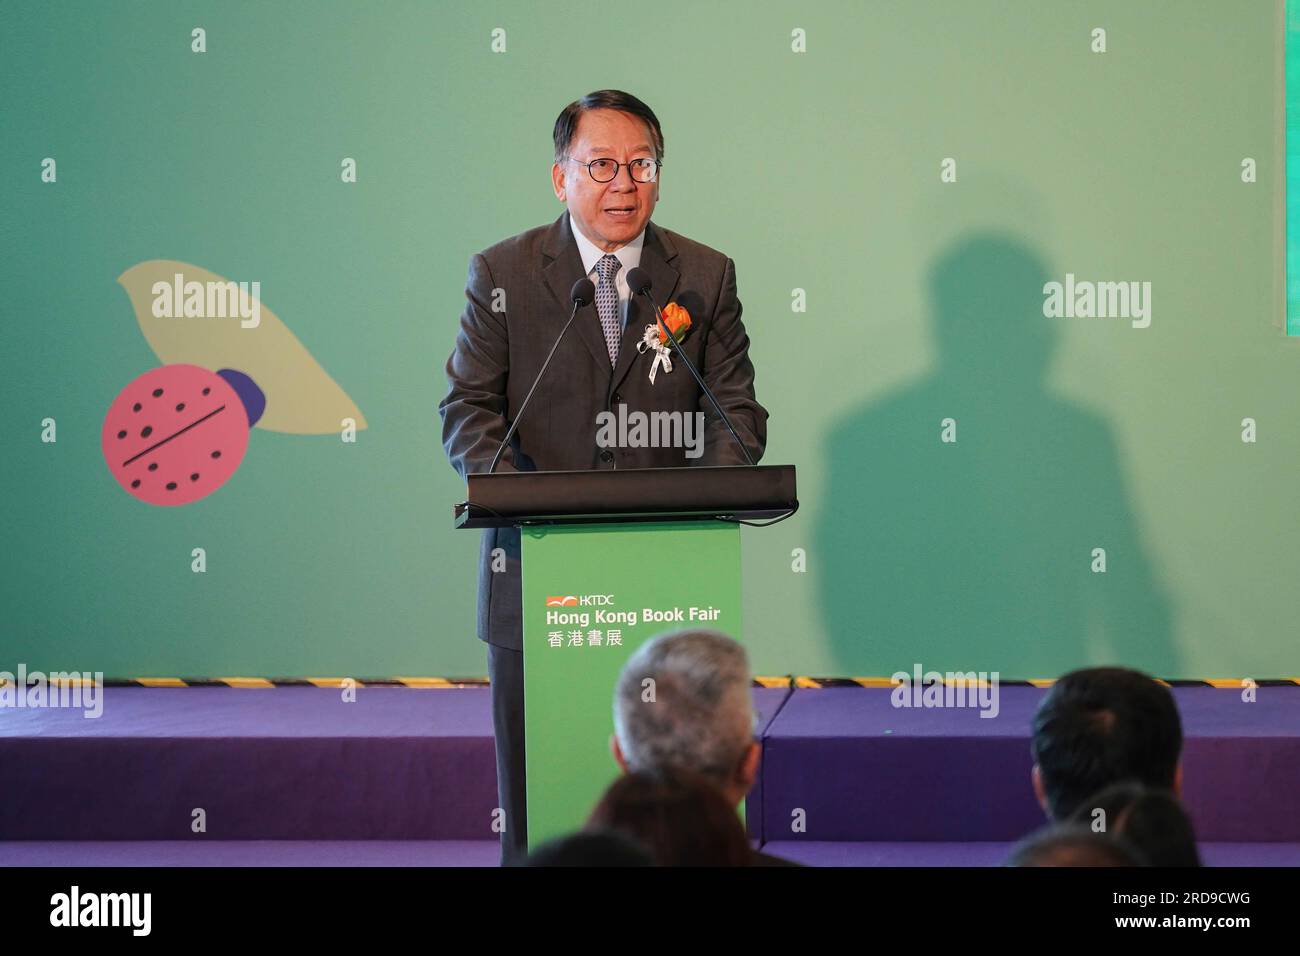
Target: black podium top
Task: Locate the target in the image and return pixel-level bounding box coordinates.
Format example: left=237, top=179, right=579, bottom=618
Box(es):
left=453, top=465, right=797, bottom=529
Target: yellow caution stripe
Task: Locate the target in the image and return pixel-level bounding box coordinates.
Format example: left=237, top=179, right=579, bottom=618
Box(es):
left=46, top=676, right=1300, bottom=689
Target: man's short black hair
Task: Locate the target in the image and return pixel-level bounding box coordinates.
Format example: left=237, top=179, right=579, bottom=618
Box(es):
left=1069, top=782, right=1201, bottom=867
left=1031, top=667, right=1182, bottom=820
left=553, top=89, right=664, bottom=163
left=1006, top=824, right=1146, bottom=867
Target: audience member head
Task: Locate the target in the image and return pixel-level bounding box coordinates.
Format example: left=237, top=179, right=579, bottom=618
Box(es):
left=1006, top=824, right=1146, bottom=867
left=1069, top=782, right=1201, bottom=867
left=586, top=768, right=753, bottom=866
left=611, top=629, right=759, bottom=807
left=1030, top=667, right=1182, bottom=820
left=521, top=828, right=654, bottom=867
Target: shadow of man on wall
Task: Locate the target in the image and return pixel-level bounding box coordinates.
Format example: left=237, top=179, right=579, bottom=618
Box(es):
left=815, top=232, right=1178, bottom=679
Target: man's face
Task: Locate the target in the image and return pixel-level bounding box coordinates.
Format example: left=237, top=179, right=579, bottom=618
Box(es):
left=552, top=108, right=660, bottom=252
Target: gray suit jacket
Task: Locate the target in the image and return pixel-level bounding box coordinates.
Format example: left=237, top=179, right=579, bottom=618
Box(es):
left=439, top=211, right=768, bottom=650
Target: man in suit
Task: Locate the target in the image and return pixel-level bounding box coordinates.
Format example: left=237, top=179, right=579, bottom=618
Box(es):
left=438, top=89, right=768, bottom=864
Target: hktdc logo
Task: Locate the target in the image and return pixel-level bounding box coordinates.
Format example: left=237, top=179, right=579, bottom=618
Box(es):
left=545, top=594, right=613, bottom=607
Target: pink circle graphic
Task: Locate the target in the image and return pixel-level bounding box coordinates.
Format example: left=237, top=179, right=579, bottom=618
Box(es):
left=101, top=364, right=251, bottom=506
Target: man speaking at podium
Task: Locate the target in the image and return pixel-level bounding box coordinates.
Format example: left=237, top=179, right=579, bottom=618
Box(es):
left=438, top=89, right=768, bottom=864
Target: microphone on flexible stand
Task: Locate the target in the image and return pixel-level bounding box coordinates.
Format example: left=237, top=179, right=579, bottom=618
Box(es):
left=487, top=277, right=596, bottom=474
left=624, top=266, right=756, bottom=466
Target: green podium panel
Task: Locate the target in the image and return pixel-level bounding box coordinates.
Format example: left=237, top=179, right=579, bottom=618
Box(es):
left=520, top=520, right=742, bottom=850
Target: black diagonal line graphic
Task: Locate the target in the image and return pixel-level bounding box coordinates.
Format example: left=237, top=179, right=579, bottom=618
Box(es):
left=122, top=404, right=227, bottom=467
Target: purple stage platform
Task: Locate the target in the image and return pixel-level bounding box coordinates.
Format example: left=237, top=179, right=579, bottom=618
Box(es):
left=2, top=685, right=1296, bottom=866
left=759, top=687, right=1300, bottom=845
left=760, top=841, right=1300, bottom=868
left=0, top=840, right=502, bottom=867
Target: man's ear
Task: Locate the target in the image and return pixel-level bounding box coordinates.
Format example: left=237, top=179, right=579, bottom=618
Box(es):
left=609, top=734, right=628, bottom=773
left=552, top=162, right=566, bottom=201
left=1173, top=761, right=1183, bottom=797
left=737, top=740, right=761, bottom=791
left=1031, top=764, right=1050, bottom=816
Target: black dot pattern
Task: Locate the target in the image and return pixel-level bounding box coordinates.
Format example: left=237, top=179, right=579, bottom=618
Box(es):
left=114, top=374, right=239, bottom=502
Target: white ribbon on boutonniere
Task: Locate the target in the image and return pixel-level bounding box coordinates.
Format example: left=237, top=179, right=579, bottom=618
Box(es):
left=635, top=323, right=673, bottom=384
left=634, top=302, right=693, bottom=385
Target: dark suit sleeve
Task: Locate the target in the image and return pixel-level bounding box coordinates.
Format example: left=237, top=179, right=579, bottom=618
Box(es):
left=438, top=252, right=520, bottom=477
left=696, top=256, right=768, bottom=466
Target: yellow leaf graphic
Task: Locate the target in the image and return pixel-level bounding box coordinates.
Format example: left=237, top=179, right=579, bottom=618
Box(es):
left=117, top=260, right=367, bottom=434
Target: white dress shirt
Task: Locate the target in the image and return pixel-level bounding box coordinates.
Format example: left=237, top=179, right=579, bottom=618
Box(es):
left=569, top=212, right=645, bottom=333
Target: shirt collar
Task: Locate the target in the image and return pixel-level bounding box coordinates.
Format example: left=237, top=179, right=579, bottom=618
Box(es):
left=569, top=212, right=645, bottom=277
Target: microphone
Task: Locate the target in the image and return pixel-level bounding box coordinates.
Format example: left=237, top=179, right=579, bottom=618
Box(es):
left=487, top=277, right=596, bottom=474
left=624, top=266, right=757, bottom=466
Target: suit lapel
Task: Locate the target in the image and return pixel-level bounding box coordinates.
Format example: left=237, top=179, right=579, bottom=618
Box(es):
left=542, top=212, right=614, bottom=373
left=611, top=220, right=680, bottom=393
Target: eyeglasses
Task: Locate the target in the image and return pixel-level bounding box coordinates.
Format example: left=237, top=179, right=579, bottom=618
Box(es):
left=567, top=156, right=661, bottom=184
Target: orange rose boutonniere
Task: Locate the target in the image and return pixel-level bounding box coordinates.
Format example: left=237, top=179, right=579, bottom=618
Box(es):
left=657, top=301, right=692, bottom=346
left=635, top=302, right=693, bottom=385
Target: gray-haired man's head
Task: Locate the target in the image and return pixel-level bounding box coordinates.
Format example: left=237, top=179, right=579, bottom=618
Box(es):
left=610, top=629, right=760, bottom=807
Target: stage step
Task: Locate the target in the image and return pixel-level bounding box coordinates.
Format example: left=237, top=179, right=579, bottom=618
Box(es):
left=0, top=840, right=501, bottom=867
left=5, top=839, right=1295, bottom=867
left=0, top=687, right=499, bottom=840
left=758, top=687, right=1300, bottom=843
left=762, top=842, right=1300, bottom=867
left=0, top=686, right=790, bottom=842
left=3, top=685, right=1295, bottom=863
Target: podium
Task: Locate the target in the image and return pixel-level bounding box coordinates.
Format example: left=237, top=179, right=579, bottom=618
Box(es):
left=455, top=465, right=797, bottom=849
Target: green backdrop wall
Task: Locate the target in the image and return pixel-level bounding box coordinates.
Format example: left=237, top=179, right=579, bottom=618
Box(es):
left=1, top=1, right=1290, bottom=679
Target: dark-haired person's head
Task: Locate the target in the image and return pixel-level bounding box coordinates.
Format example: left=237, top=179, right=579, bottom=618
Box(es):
left=1006, top=824, right=1146, bottom=867
left=520, top=828, right=654, bottom=867
left=586, top=768, right=752, bottom=867
left=1030, top=667, right=1182, bottom=820
left=551, top=90, right=663, bottom=254
left=1070, top=782, right=1201, bottom=867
